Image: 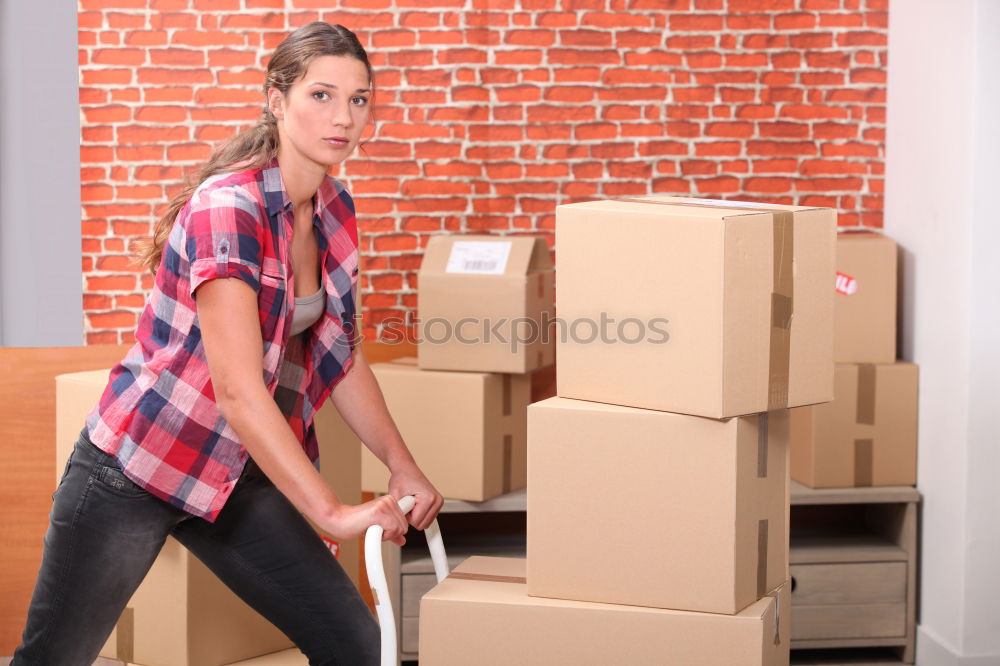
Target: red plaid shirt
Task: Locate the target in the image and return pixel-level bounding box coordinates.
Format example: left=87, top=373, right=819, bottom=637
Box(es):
left=86, top=158, right=360, bottom=521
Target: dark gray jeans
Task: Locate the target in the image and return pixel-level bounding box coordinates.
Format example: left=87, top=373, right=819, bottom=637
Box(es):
left=11, top=428, right=379, bottom=666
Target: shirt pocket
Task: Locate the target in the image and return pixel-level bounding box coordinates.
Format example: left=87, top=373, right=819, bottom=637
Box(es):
left=327, top=267, right=358, bottom=331
left=257, top=257, right=287, bottom=340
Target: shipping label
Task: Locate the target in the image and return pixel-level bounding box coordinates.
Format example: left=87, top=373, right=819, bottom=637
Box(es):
left=445, top=240, right=513, bottom=275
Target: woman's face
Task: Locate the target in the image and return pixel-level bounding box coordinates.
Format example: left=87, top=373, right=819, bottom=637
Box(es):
left=269, top=54, right=372, bottom=170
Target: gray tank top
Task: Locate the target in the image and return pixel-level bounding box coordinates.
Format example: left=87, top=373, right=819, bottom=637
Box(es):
left=289, top=286, right=325, bottom=336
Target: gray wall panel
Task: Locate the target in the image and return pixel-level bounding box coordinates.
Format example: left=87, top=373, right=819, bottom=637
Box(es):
left=0, top=0, right=83, bottom=346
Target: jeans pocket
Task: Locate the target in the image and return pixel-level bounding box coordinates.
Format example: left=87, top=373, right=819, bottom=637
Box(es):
left=93, top=460, right=150, bottom=499
left=52, top=448, right=77, bottom=501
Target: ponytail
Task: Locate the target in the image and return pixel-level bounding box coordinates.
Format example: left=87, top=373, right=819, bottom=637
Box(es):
left=135, top=22, right=373, bottom=275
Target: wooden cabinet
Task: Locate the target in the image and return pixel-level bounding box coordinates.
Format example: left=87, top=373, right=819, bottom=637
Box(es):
left=789, top=480, right=920, bottom=663
left=383, top=482, right=920, bottom=664
left=0, top=344, right=134, bottom=655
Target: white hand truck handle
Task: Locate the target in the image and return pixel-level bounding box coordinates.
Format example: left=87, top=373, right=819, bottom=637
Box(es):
left=365, top=495, right=448, bottom=666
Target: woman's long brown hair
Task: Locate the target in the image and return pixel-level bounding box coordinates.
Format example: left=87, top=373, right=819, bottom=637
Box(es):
left=135, top=22, right=373, bottom=275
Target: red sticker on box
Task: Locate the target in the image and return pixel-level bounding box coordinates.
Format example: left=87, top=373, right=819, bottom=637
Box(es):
left=835, top=271, right=858, bottom=295
left=320, top=536, right=340, bottom=559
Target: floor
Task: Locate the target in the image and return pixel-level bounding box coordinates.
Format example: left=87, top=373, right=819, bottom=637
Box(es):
left=400, top=649, right=909, bottom=666
left=400, top=648, right=910, bottom=666
left=1, top=648, right=907, bottom=665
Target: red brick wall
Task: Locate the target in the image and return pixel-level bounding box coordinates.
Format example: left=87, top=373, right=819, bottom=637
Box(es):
left=79, top=0, right=887, bottom=344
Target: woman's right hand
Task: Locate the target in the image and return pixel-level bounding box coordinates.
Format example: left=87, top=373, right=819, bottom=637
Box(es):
left=318, top=494, right=410, bottom=546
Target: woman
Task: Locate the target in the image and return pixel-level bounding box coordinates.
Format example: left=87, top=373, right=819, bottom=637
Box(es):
left=12, top=22, right=442, bottom=666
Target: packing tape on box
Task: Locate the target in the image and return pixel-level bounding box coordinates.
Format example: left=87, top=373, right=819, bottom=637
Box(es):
left=502, top=374, right=512, bottom=416
left=767, top=588, right=782, bottom=646
left=768, top=212, right=794, bottom=409
left=757, top=413, right=769, bottom=478
left=856, top=364, right=876, bottom=425
left=854, top=364, right=877, bottom=486
left=615, top=199, right=794, bottom=409
left=854, top=439, right=874, bottom=487
left=448, top=571, right=528, bottom=585
left=757, top=519, right=769, bottom=598
left=117, top=607, right=134, bottom=663
left=501, top=374, right=513, bottom=492
left=503, top=434, right=513, bottom=493
left=757, top=415, right=772, bottom=598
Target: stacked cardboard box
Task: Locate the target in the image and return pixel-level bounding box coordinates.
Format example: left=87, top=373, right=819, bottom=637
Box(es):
left=790, top=231, right=920, bottom=488
left=344, top=235, right=554, bottom=658
left=419, top=198, right=837, bottom=665
left=555, top=197, right=835, bottom=417
left=417, top=234, right=555, bottom=374
left=527, top=398, right=789, bottom=615
left=55, top=370, right=361, bottom=665
left=359, top=235, right=554, bottom=503
left=358, top=357, right=531, bottom=502
left=421, top=558, right=790, bottom=666
left=833, top=231, right=897, bottom=363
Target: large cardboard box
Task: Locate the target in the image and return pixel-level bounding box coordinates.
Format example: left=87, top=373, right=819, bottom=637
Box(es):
left=361, top=358, right=531, bottom=501
left=834, top=231, right=898, bottom=363
left=527, top=396, right=789, bottom=615
left=417, top=234, right=555, bottom=374
left=790, top=361, right=918, bottom=488
left=122, top=538, right=296, bottom=666
left=419, top=557, right=790, bottom=666
left=556, top=196, right=835, bottom=418
left=55, top=370, right=362, bottom=664
left=56, top=371, right=361, bottom=593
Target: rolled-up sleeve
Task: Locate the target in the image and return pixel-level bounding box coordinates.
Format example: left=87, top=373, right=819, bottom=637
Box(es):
left=184, top=185, right=264, bottom=297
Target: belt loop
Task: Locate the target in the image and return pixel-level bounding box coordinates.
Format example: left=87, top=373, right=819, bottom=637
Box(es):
left=238, top=457, right=259, bottom=484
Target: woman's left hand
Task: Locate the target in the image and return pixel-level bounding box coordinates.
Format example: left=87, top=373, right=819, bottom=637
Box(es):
left=387, top=464, right=444, bottom=531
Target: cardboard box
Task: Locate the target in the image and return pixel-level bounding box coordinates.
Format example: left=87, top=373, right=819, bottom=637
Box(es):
left=417, top=234, right=555, bottom=374
left=835, top=231, right=898, bottom=363
left=527, top=397, right=789, bottom=615
left=56, top=370, right=363, bottom=664
left=790, top=361, right=918, bottom=488
left=419, top=557, right=790, bottom=666
left=361, top=358, right=531, bottom=501
left=309, top=398, right=362, bottom=587
left=125, top=538, right=296, bottom=666
left=556, top=196, right=835, bottom=418
left=55, top=369, right=118, bottom=487
left=56, top=370, right=361, bottom=591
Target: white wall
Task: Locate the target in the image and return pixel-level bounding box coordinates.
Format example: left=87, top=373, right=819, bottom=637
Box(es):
left=885, top=0, right=1000, bottom=663
left=0, top=0, right=83, bottom=346
left=963, top=0, right=1000, bottom=657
